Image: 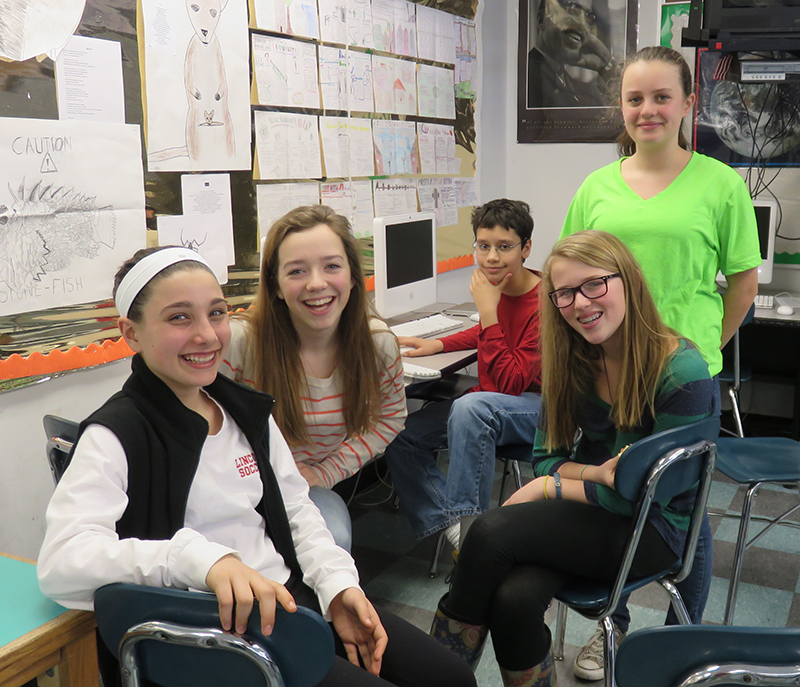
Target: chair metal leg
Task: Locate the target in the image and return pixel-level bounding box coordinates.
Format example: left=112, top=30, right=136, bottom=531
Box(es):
left=724, top=481, right=761, bottom=625
left=658, top=578, right=691, bottom=625
left=499, top=460, right=510, bottom=506
left=728, top=386, right=745, bottom=438
left=601, top=614, right=618, bottom=687
left=552, top=601, right=567, bottom=662
left=512, top=459, right=523, bottom=491
left=429, top=530, right=446, bottom=578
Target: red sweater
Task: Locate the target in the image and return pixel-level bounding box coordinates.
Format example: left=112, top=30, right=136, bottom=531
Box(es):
left=439, top=274, right=542, bottom=396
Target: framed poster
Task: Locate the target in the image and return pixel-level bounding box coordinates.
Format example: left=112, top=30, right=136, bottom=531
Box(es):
left=517, top=0, right=637, bottom=143
left=694, top=49, right=800, bottom=167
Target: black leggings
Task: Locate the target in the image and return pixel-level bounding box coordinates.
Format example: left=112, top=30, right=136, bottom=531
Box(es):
left=319, top=607, right=476, bottom=687
left=441, top=500, right=677, bottom=671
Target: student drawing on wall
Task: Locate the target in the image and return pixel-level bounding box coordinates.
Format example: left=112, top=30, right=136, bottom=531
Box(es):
left=149, top=0, right=235, bottom=168
left=0, top=179, right=116, bottom=297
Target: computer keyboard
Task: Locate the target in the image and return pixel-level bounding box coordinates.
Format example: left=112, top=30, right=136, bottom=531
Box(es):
left=755, top=294, right=774, bottom=309
left=401, top=362, right=442, bottom=380
left=390, top=313, right=463, bottom=339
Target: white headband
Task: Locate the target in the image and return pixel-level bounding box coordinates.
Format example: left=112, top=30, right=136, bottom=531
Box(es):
left=115, top=248, right=213, bottom=318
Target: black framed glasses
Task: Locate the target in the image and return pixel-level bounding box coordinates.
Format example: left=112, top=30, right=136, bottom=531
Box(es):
left=548, top=273, right=621, bottom=308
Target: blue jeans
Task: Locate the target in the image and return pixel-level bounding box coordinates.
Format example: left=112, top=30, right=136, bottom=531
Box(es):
left=611, top=376, right=720, bottom=632
left=385, top=391, right=541, bottom=539
left=309, top=486, right=352, bottom=552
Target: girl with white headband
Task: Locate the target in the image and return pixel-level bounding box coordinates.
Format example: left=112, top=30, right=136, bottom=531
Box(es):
left=38, top=246, right=476, bottom=687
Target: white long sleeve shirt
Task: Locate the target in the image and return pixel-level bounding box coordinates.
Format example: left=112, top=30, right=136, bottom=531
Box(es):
left=37, top=398, right=360, bottom=618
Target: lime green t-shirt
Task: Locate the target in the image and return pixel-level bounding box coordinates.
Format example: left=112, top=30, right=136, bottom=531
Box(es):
left=561, top=152, right=760, bottom=376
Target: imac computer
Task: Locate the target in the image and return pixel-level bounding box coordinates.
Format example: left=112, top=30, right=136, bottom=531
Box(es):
left=373, top=212, right=437, bottom=319
left=754, top=197, right=778, bottom=285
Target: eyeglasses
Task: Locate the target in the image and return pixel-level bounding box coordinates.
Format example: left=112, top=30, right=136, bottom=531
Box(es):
left=548, top=273, right=621, bottom=308
left=473, top=241, right=522, bottom=255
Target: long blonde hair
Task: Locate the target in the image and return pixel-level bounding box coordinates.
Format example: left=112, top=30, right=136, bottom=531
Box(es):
left=243, top=205, right=384, bottom=446
left=540, top=231, right=679, bottom=450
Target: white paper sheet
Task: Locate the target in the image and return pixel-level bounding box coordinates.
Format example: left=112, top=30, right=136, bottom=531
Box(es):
left=142, top=0, right=251, bottom=172
left=372, top=0, right=416, bottom=57
left=373, top=178, right=417, bottom=217
left=55, top=35, right=126, bottom=123
left=454, top=177, right=478, bottom=207
left=346, top=0, right=374, bottom=48
left=181, top=173, right=234, bottom=262
left=255, top=182, right=320, bottom=243
left=417, top=64, right=455, bottom=119
left=372, top=55, right=416, bottom=115
left=318, top=0, right=347, bottom=44
left=0, top=0, right=86, bottom=61
left=417, top=177, right=458, bottom=227
left=320, top=116, right=374, bottom=178
left=252, top=0, right=320, bottom=39
left=417, top=122, right=456, bottom=175
left=372, top=120, right=418, bottom=176
left=416, top=5, right=456, bottom=64
left=0, top=119, right=145, bottom=315
left=454, top=16, right=477, bottom=100
left=254, top=111, right=322, bottom=180
left=319, top=46, right=373, bottom=112
left=321, top=180, right=374, bottom=236
left=251, top=34, right=320, bottom=108
left=157, top=215, right=229, bottom=284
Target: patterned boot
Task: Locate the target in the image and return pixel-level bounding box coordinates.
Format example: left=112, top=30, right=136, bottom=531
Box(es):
left=500, top=651, right=558, bottom=687
left=429, top=596, right=489, bottom=671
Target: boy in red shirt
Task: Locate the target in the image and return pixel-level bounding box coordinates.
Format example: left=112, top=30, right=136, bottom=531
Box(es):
left=386, top=199, right=542, bottom=546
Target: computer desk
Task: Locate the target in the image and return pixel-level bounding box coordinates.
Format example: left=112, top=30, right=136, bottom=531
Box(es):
left=738, top=303, right=800, bottom=439
left=0, top=552, right=98, bottom=687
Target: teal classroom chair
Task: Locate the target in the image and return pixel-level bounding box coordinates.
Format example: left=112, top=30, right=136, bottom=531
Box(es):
left=551, top=417, right=720, bottom=687
left=616, top=625, right=800, bottom=687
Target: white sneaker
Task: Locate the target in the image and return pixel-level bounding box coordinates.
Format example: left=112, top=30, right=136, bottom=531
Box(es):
left=444, top=522, right=460, bottom=549
left=573, top=625, right=625, bottom=681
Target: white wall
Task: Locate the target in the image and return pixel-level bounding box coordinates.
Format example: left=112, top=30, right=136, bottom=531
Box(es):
left=0, top=359, right=130, bottom=558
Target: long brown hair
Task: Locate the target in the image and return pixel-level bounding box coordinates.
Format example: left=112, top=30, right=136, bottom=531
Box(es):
left=616, top=46, right=694, bottom=158
left=540, top=231, right=679, bottom=450
left=243, top=205, right=384, bottom=446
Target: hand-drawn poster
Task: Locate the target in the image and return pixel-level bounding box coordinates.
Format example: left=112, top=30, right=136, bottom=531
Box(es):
left=373, top=178, right=418, bottom=216
left=417, top=122, right=456, bottom=174
left=142, top=0, right=251, bottom=172
left=347, top=0, right=375, bottom=48
left=417, top=64, right=456, bottom=119
left=372, top=0, right=417, bottom=57
left=417, top=177, right=458, bottom=227
left=373, top=55, right=417, bottom=115
left=318, top=0, right=347, bottom=44
left=0, top=0, right=86, bottom=62
left=256, top=182, right=320, bottom=242
left=416, top=5, right=456, bottom=64
left=454, top=16, right=477, bottom=99
left=321, top=180, right=374, bottom=236
left=252, top=0, right=320, bottom=39
left=319, top=47, right=374, bottom=112
left=251, top=34, right=320, bottom=108
left=0, top=118, right=146, bottom=316
left=372, top=120, right=419, bottom=175
left=320, top=116, right=375, bottom=178
left=254, top=111, right=322, bottom=179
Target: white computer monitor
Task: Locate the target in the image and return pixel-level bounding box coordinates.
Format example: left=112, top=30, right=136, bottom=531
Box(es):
left=753, top=197, right=778, bottom=285
left=373, top=212, right=437, bottom=319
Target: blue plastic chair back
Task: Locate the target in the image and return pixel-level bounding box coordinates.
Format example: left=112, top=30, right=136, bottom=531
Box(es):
left=616, top=625, right=800, bottom=687
left=94, top=583, right=334, bottom=687
left=615, top=417, right=720, bottom=503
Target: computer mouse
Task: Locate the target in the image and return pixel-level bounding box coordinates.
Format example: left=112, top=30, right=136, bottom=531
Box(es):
left=470, top=313, right=480, bottom=322
left=777, top=305, right=794, bottom=316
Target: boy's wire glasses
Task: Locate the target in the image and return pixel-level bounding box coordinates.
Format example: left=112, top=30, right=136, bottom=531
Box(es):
left=548, top=273, right=621, bottom=308
left=473, top=241, right=521, bottom=255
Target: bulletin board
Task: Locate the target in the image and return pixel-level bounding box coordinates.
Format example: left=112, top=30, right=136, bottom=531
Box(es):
left=0, top=0, right=480, bottom=389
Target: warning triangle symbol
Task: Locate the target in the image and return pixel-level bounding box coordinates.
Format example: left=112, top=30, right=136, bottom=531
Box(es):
left=41, top=153, right=58, bottom=173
